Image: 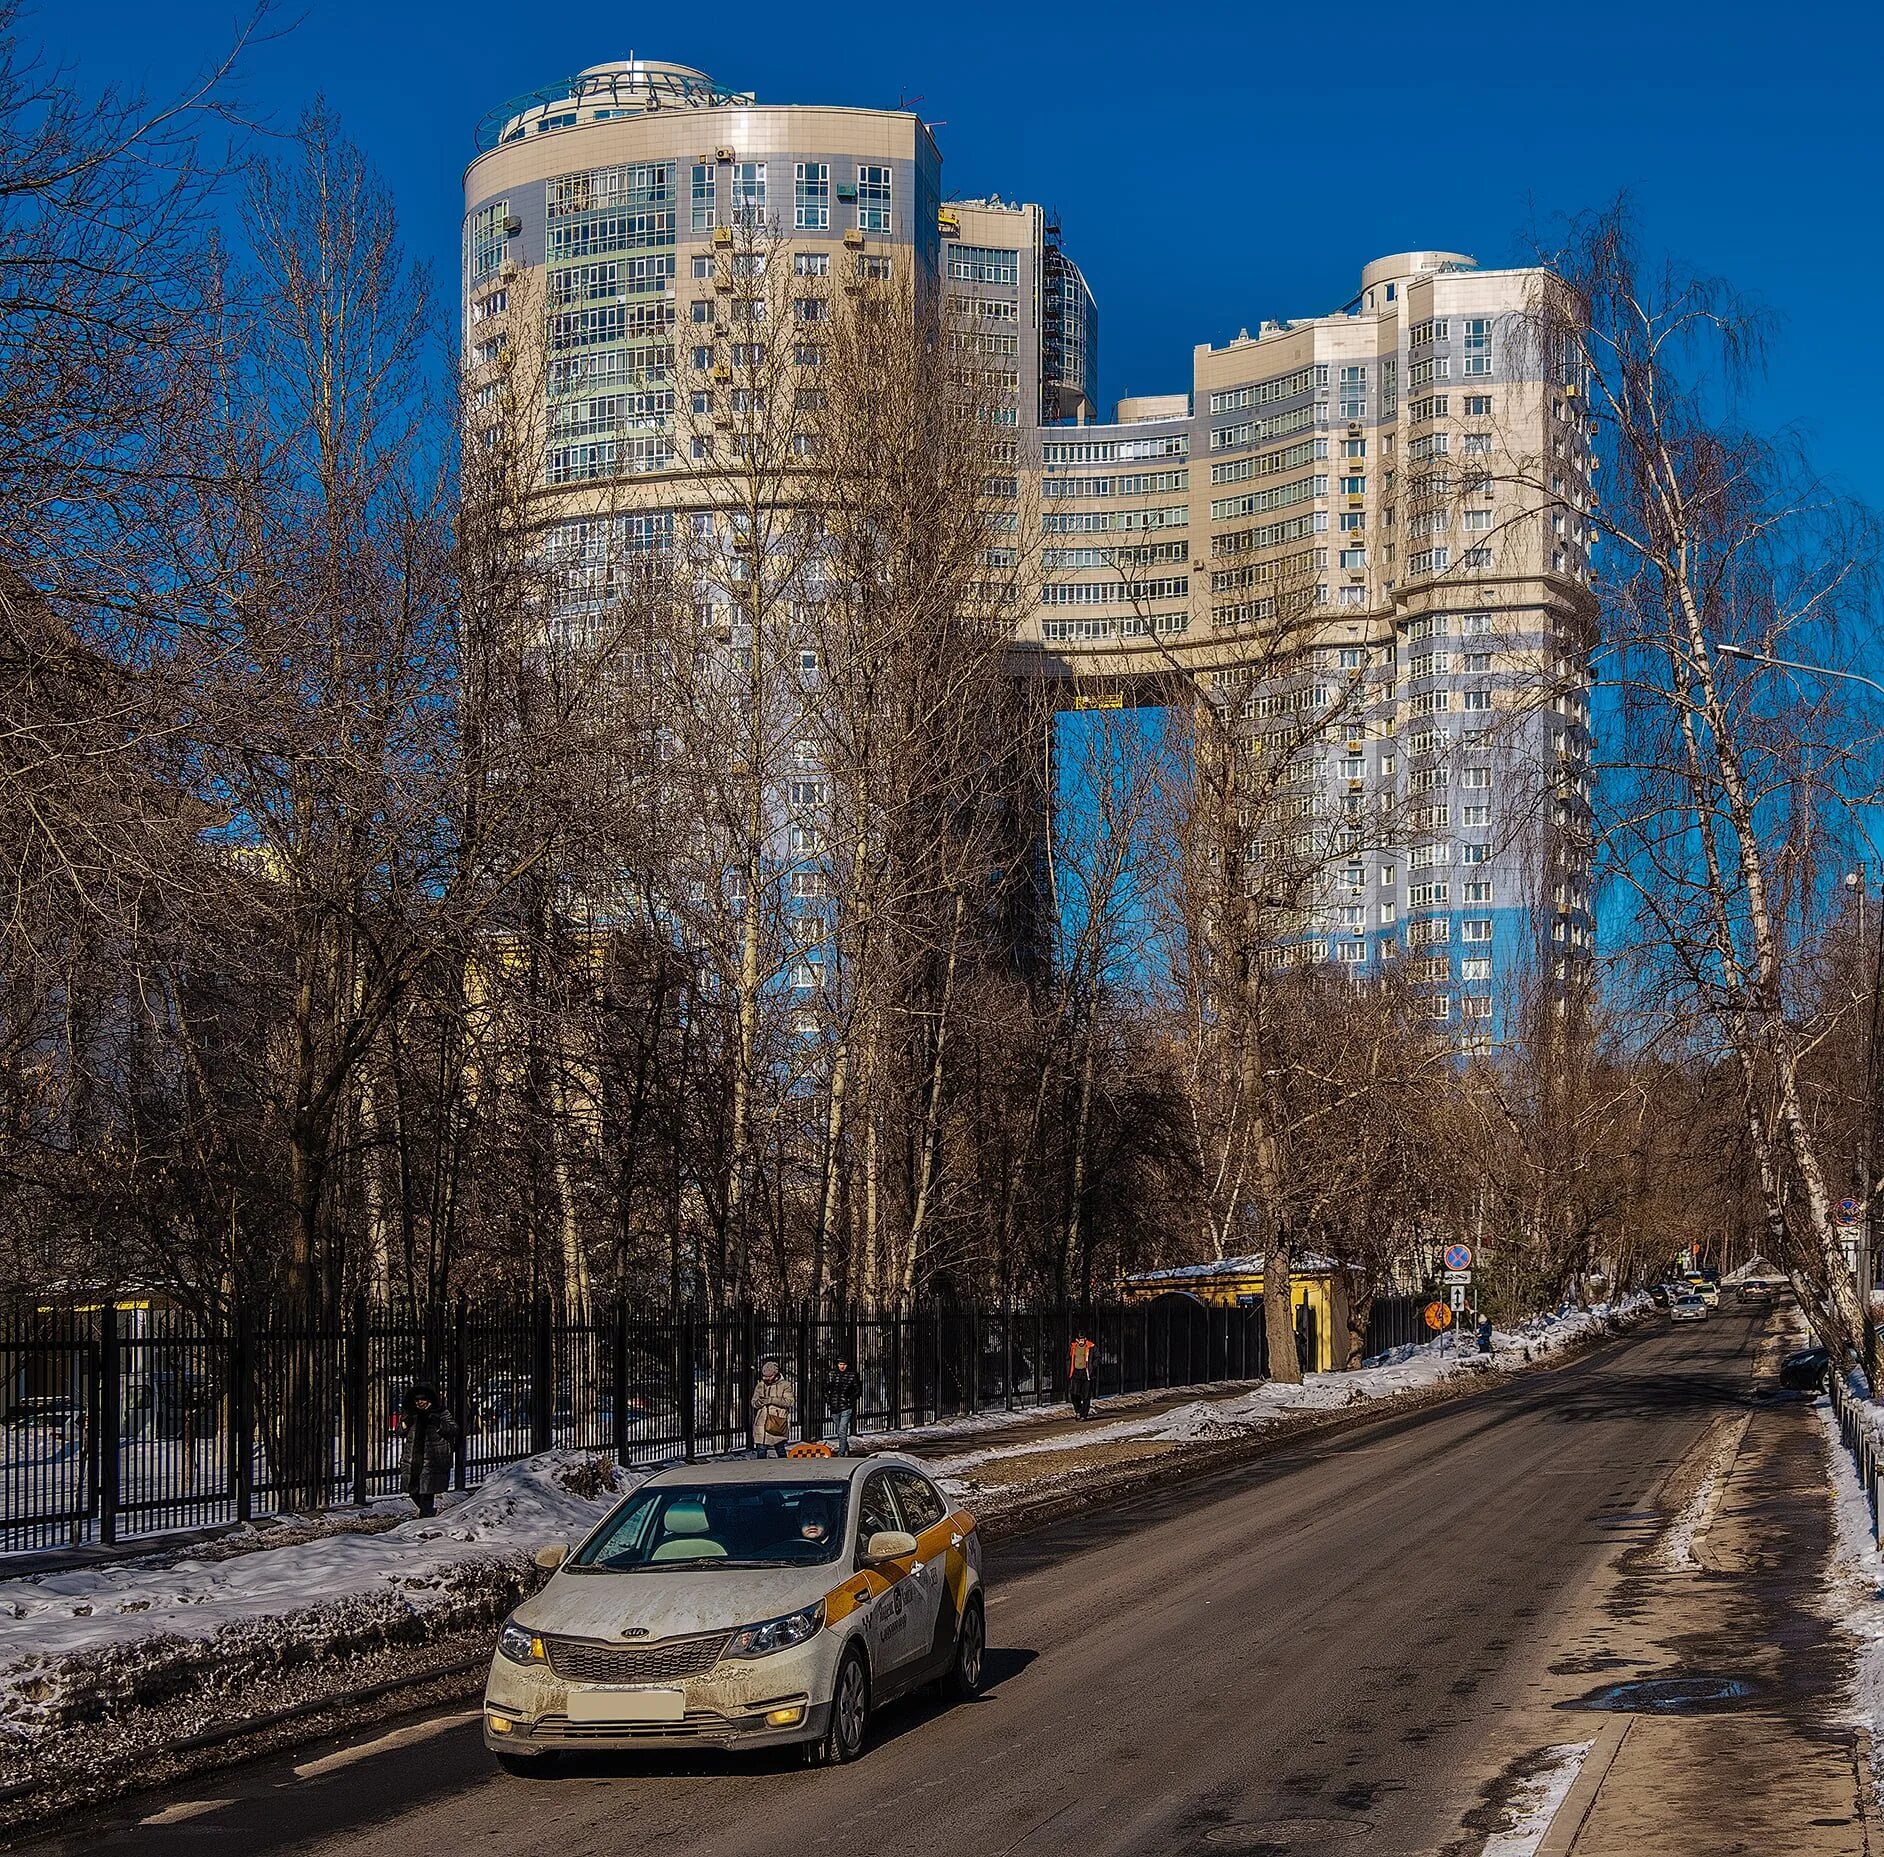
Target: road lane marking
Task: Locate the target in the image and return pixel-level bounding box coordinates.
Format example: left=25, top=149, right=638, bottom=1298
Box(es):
left=290, top=1711, right=480, bottom=1780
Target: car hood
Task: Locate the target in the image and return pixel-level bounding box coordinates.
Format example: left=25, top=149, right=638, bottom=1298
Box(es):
left=515, top=1562, right=839, bottom=1642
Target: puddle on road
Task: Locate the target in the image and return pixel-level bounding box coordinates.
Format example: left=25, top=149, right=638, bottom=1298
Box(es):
left=1557, top=1673, right=1757, bottom=1714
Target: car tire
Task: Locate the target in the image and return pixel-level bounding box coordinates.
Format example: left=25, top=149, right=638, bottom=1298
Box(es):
left=943, top=1595, right=986, bottom=1703
left=814, top=1646, right=871, bottom=1765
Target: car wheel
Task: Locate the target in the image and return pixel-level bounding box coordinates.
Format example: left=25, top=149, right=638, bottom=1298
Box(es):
left=815, top=1646, right=871, bottom=1765
left=944, top=1595, right=986, bottom=1702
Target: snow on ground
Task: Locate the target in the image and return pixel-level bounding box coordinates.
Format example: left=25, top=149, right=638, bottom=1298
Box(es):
left=923, top=1297, right=1647, bottom=1490
left=1478, top=1739, right=1596, bottom=1857
left=0, top=1295, right=1646, bottom=1764
left=0, top=1451, right=639, bottom=1750
left=1813, top=1374, right=1884, bottom=1818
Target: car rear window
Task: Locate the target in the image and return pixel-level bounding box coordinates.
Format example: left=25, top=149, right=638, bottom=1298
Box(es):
left=573, top=1480, right=850, bottom=1571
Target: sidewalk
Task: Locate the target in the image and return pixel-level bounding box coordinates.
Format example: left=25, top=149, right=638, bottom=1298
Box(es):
left=1483, top=1320, right=1871, bottom=1856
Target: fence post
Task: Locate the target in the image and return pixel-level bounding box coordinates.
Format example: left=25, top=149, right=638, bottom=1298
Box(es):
left=798, top=1304, right=813, bottom=1447
left=681, top=1307, right=697, bottom=1463
left=349, top=1293, right=370, bottom=1508
left=890, top=1310, right=903, bottom=1431
left=448, top=1302, right=469, bottom=1491
left=99, top=1306, right=120, bottom=1547
left=531, top=1297, right=553, bottom=1456
left=612, top=1297, right=630, bottom=1462
left=969, top=1299, right=981, bottom=1417
left=232, top=1302, right=253, bottom=1524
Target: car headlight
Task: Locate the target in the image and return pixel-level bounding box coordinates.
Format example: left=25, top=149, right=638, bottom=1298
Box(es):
left=496, top=1617, right=547, bottom=1666
left=723, top=1602, right=824, bottom=1659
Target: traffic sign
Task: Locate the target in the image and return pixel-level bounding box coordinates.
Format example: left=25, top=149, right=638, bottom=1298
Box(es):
left=1443, top=1243, right=1473, bottom=1272
left=1423, top=1300, right=1453, bottom=1332
left=1843, top=1197, right=1860, bottom=1221
left=1449, top=1284, right=1469, bottom=1311
left=1443, top=1269, right=1473, bottom=1285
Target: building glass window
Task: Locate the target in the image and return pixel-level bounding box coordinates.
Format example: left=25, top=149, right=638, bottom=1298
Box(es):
left=470, top=201, right=509, bottom=282
left=1463, top=318, right=1493, bottom=377
left=795, top=162, right=830, bottom=230
left=731, top=161, right=766, bottom=227
left=794, top=251, right=829, bottom=277
left=948, top=245, right=1019, bottom=285
left=856, top=164, right=892, bottom=232
left=690, top=164, right=716, bottom=232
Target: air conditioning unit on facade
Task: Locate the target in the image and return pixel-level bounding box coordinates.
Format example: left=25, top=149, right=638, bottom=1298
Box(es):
left=502, top=215, right=521, bottom=235
left=715, top=146, right=737, bottom=162
left=712, top=226, right=733, bottom=247
left=843, top=227, right=866, bottom=248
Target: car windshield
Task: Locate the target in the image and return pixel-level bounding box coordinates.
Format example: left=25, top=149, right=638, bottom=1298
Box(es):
left=572, top=1480, right=849, bottom=1571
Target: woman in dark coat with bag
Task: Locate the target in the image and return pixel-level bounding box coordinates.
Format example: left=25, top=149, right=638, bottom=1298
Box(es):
left=400, top=1384, right=460, bottom=1517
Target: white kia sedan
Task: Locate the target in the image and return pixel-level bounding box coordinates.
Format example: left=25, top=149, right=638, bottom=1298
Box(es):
left=483, top=1454, right=984, bottom=1769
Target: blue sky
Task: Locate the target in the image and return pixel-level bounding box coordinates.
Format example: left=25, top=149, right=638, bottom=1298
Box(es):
left=37, top=0, right=1884, bottom=513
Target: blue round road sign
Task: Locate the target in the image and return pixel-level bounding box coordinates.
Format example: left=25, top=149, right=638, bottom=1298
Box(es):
left=1443, top=1243, right=1473, bottom=1272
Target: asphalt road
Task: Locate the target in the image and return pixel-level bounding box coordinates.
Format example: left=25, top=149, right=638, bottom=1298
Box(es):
left=25, top=1311, right=1773, bottom=1857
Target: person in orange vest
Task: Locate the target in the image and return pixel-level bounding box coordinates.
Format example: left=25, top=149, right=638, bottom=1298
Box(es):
left=1068, top=1332, right=1096, bottom=1420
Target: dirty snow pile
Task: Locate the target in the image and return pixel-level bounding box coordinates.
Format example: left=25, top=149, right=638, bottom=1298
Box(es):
left=0, top=1451, right=636, bottom=1756
left=925, top=1295, right=1649, bottom=1491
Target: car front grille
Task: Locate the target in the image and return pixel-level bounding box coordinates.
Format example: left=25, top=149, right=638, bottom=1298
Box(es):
left=542, top=1632, right=729, bottom=1685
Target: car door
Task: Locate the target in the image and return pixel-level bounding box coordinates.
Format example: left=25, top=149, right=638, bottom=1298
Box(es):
left=886, top=1469, right=953, bottom=1675
left=852, top=1468, right=923, bottom=1686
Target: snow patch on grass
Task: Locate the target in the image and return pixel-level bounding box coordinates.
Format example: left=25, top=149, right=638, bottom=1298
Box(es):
left=0, top=1450, right=635, bottom=1751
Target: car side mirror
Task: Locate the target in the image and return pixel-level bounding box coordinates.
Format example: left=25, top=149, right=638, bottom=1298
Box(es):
left=862, top=1529, right=918, bottom=1565
left=533, top=1543, right=568, bottom=1572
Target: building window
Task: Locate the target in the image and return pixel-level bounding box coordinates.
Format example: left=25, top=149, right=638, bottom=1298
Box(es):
left=1342, top=438, right=1366, bottom=459
left=1462, top=919, right=1493, bottom=943
left=1463, top=394, right=1493, bottom=417
left=470, top=201, right=509, bottom=281
left=1463, top=317, right=1493, bottom=376
left=855, top=253, right=893, bottom=280
left=794, top=251, right=829, bottom=277
left=949, top=245, right=1019, bottom=285
left=795, top=162, right=830, bottom=230
left=731, top=161, right=766, bottom=227
left=690, top=164, right=716, bottom=232
left=856, top=164, right=892, bottom=232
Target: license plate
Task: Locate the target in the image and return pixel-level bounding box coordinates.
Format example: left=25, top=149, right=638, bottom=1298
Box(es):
left=567, top=1686, right=686, bottom=1724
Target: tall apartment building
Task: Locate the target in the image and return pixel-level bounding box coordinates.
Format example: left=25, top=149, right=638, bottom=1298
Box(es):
left=463, top=63, right=1597, bottom=1043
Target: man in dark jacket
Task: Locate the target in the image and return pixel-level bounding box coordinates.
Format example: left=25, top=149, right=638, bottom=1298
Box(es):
left=822, top=1356, right=862, bottom=1453
left=401, top=1384, right=460, bottom=1517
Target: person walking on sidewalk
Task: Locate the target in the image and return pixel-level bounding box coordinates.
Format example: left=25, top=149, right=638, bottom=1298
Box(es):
left=822, top=1354, right=862, bottom=1453
left=750, top=1356, right=795, bottom=1457
left=400, top=1383, right=460, bottom=1518
left=1068, top=1332, right=1096, bottom=1420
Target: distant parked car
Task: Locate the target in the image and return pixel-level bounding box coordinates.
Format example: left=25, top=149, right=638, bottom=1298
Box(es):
left=1778, top=1346, right=1830, bottom=1392
left=1669, top=1294, right=1708, bottom=1323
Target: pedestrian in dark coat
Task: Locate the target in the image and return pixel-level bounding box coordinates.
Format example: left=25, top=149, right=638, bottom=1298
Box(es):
left=401, top=1383, right=459, bottom=1517
left=822, top=1357, right=863, bottom=1453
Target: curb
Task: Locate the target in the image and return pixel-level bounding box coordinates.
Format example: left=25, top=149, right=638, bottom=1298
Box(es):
left=1536, top=1716, right=1633, bottom=1857
left=0, top=1310, right=1656, bottom=1841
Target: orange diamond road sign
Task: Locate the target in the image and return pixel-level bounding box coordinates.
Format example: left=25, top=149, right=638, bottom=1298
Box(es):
left=1423, top=1300, right=1453, bottom=1332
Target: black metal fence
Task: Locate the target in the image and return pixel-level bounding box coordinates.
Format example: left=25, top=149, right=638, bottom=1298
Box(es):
left=1, top=1291, right=1425, bottom=1556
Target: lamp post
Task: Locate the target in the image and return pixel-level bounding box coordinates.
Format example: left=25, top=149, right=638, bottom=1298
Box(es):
left=1719, top=640, right=1884, bottom=1370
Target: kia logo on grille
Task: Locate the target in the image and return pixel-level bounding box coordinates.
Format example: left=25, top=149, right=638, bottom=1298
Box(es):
left=620, top=1626, right=650, bottom=1639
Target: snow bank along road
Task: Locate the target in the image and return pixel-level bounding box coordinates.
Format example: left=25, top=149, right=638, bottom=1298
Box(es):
left=13, top=1309, right=1825, bottom=1857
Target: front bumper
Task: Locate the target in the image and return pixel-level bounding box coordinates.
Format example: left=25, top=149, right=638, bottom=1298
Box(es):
left=483, top=1629, right=840, bottom=1756
left=484, top=1697, right=831, bottom=1755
